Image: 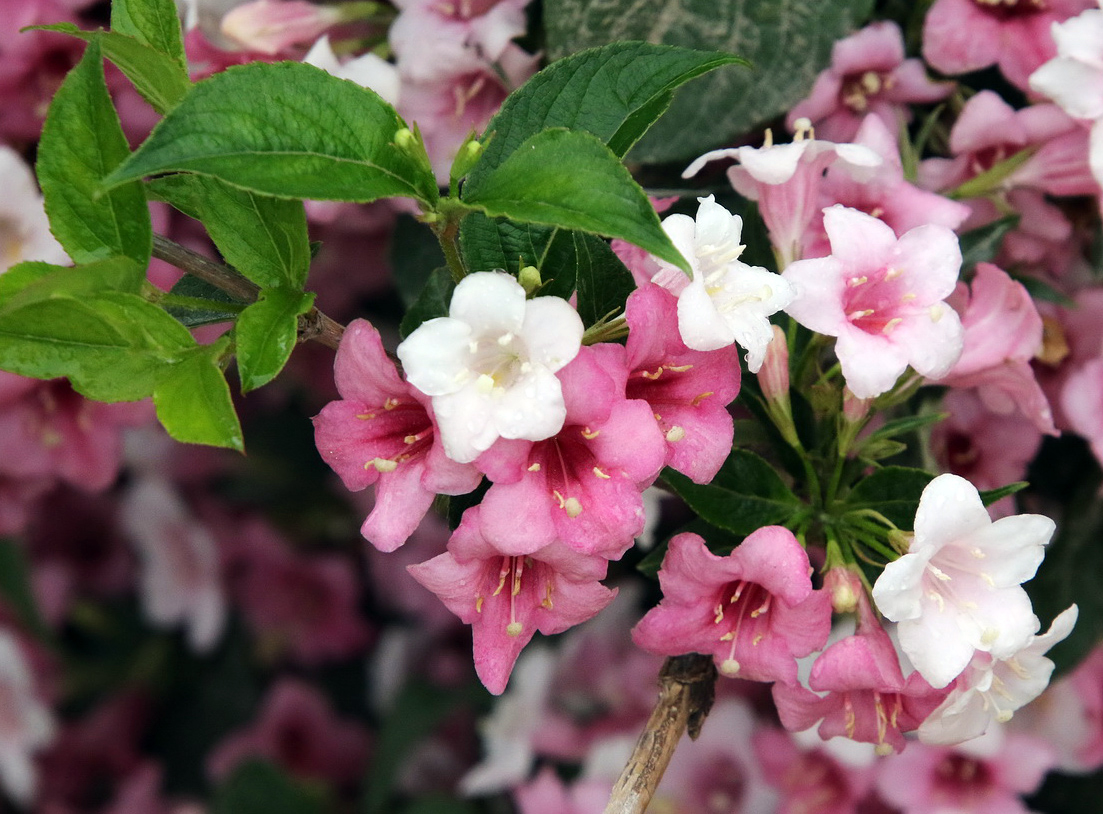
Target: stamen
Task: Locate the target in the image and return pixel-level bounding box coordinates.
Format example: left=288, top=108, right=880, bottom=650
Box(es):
left=563, top=497, right=583, bottom=517
left=581, top=427, right=600, bottom=439
left=528, top=462, right=541, bottom=472
left=383, top=398, right=401, bottom=410
left=882, top=318, right=902, bottom=334
left=666, top=426, right=686, bottom=442
left=691, top=391, right=714, bottom=406
left=592, top=466, right=611, bottom=479
left=355, top=412, right=376, bottom=420
left=847, top=275, right=869, bottom=287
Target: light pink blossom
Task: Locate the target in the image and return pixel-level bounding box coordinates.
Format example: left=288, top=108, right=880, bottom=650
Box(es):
left=314, top=319, right=481, bottom=551
left=0, top=144, right=68, bottom=271
left=632, top=529, right=832, bottom=684
left=397, top=272, right=583, bottom=464
left=782, top=205, right=964, bottom=398
left=624, top=284, right=741, bottom=483
left=872, top=473, right=1054, bottom=689
left=220, top=0, right=342, bottom=55
left=788, top=21, right=953, bottom=142
left=755, top=725, right=876, bottom=814
left=408, top=506, right=617, bottom=695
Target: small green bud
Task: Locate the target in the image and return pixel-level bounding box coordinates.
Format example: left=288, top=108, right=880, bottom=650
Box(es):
left=518, top=265, right=541, bottom=295
left=394, top=127, right=417, bottom=151
left=449, top=133, right=485, bottom=188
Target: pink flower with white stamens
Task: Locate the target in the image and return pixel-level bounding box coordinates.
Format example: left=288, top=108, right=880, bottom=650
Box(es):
left=624, top=284, right=741, bottom=484
left=475, top=344, right=666, bottom=559
left=632, top=529, right=832, bottom=684
left=782, top=205, right=964, bottom=399
left=408, top=506, right=617, bottom=695
left=872, top=474, right=1055, bottom=689
left=313, top=319, right=481, bottom=552
left=788, top=21, right=953, bottom=142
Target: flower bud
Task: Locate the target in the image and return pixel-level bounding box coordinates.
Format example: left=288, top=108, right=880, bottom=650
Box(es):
left=842, top=388, right=870, bottom=424
left=221, top=0, right=342, bottom=55
left=449, top=134, right=484, bottom=188
left=756, top=325, right=790, bottom=404
left=824, top=566, right=864, bottom=614
left=518, top=265, right=541, bottom=295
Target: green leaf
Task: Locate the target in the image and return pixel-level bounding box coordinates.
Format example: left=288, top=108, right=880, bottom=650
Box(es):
left=400, top=267, right=455, bottom=339
left=959, top=214, right=1019, bottom=270
left=465, top=41, right=746, bottom=189
left=843, top=466, right=935, bottom=529
left=458, top=216, right=567, bottom=296
left=37, top=40, right=152, bottom=266
left=105, top=61, right=439, bottom=206
left=213, top=761, right=323, bottom=814
left=572, top=232, right=636, bottom=327
left=544, top=0, right=875, bottom=163
left=978, top=481, right=1028, bottom=506
left=661, top=449, right=803, bottom=536
left=164, top=274, right=247, bottom=327
left=236, top=288, right=315, bottom=392
left=862, top=412, right=948, bottom=444
left=110, top=0, right=187, bottom=71
left=0, top=258, right=145, bottom=312
left=176, top=176, right=311, bottom=289
left=35, top=25, right=190, bottom=114
left=153, top=343, right=244, bottom=451
left=462, top=128, right=688, bottom=272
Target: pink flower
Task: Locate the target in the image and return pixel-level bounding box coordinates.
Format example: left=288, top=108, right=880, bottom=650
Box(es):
left=872, top=474, right=1055, bottom=689
left=632, top=529, right=832, bottom=684
left=788, top=21, right=953, bottom=142
left=220, top=0, right=342, bottom=55
left=475, top=345, right=666, bottom=559
left=207, top=679, right=370, bottom=787
left=876, top=726, right=1056, bottom=814
left=0, top=144, right=68, bottom=271
left=407, top=506, right=617, bottom=695
left=782, top=206, right=964, bottom=398
left=755, top=725, right=875, bottom=814
left=936, top=263, right=1056, bottom=435
left=120, top=478, right=226, bottom=653
left=684, top=127, right=881, bottom=267
left=313, top=319, right=481, bottom=551
left=923, top=0, right=1095, bottom=90
left=624, top=284, right=741, bottom=483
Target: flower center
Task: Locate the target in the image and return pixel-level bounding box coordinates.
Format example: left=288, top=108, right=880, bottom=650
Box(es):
left=468, top=332, right=530, bottom=394
left=840, top=70, right=892, bottom=113
left=934, top=754, right=994, bottom=798
left=972, top=0, right=1048, bottom=20
left=714, top=580, right=771, bottom=676
left=841, top=265, right=918, bottom=335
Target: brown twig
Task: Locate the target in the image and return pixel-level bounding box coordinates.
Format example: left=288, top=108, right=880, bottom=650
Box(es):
left=151, top=234, right=345, bottom=350
left=603, top=654, right=718, bottom=814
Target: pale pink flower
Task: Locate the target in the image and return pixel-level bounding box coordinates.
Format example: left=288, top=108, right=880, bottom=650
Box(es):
left=120, top=478, right=226, bottom=653
left=872, top=474, right=1054, bottom=689
left=475, top=344, right=666, bottom=559
left=782, top=206, right=964, bottom=399
left=0, top=629, right=54, bottom=806
left=632, top=529, right=832, bottom=684
left=923, top=0, right=1096, bottom=90
left=876, top=726, right=1056, bottom=814
left=683, top=127, right=880, bottom=267
left=0, top=145, right=68, bottom=272
left=220, top=0, right=341, bottom=55
left=303, top=35, right=400, bottom=106
left=755, top=725, right=876, bottom=814
left=513, top=767, right=611, bottom=814
left=788, top=21, right=953, bottom=142
left=919, top=605, right=1077, bottom=745
left=624, top=284, right=741, bottom=483
left=407, top=506, right=617, bottom=695
left=650, top=195, right=795, bottom=369
left=397, top=272, right=583, bottom=464
left=313, top=319, right=481, bottom=551
left=207, top=679, right=369, bottom=787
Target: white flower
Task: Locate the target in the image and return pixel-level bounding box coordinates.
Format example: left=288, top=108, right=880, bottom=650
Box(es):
left=0, top=630, right=54, bottom=806
left=872, top=474, right=1054, bottom=689
left=0, top=146, right=68, bottom=274
left=651, top=196, right=794, bottom=371
left=919, top=605, right=1078, bottom=745
left=397, top=271, right=583, bottom=463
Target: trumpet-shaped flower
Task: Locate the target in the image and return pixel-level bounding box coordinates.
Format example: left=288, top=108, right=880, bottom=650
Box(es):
left=397, top=272, right=583, bottom=464
left=782, top=205, right=964, bottom=399
left=872, top=474, right=1055, bottom=689
left=632, top=529, right=832, bottom=685
left=650, top=196, right=794, bottom=371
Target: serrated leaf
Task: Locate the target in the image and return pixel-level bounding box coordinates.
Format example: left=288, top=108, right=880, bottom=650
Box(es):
left=544, top=0, right=874, bottom=164
left=458, top=215, right=572, bottom=296
left=463, top=128, right=688, bottom=271
left=37, top=41, right=152, bottom=266
left=213, top=761, right=323, bottom=814
left=110, top=0, right=187, bottom=71
left=566, top=232, right=634, bottom=326
left=35, top=24, right=190, bottom=114
left=165, top=273, right=247, bottom=326
left=105, top=61, right=439, bottom=206
left=236, top=288, right=315, bottom=392
left=844, top=466, right=934, bottom=529
left=153, top=344, right=244, bottom=451
left=661, top=449, right=802, bottom=536
left=0, top=257, right=145, bottom=313
left=400, top=267, right=455, bottom=339
left=466, top=41, right=746, bottom=189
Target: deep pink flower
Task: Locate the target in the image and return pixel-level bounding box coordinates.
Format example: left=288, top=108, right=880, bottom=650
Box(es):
left=789, top=21, right=953, bottom=142
left=407, top=506, right=617, bottom=695
left=783, top=205, right=964, bottom=398
left=476, top=345, right=666, bottom=559
left=207, top=679, right=370, bottom=787
left=624, top=284, right=741, bottom=483
left=632, top=529, right=832, bottom=685
left=313, top=319, right=481, bottom=552
left=922, top=0, right=1095, bottom=90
